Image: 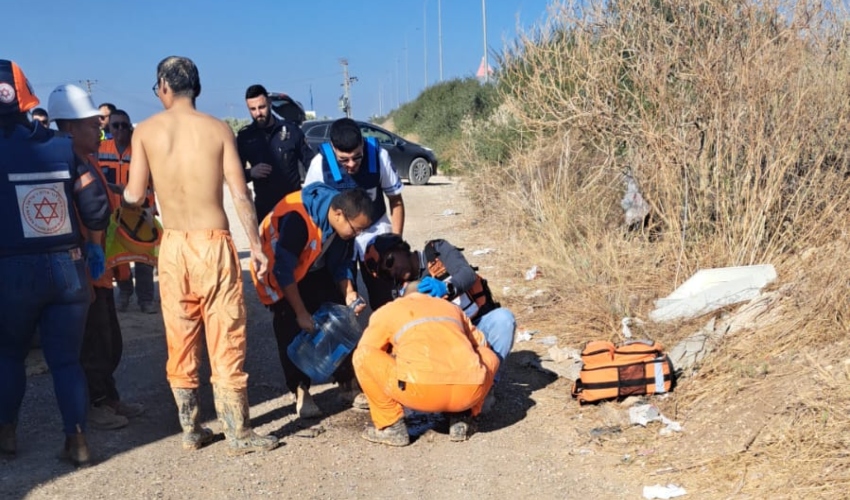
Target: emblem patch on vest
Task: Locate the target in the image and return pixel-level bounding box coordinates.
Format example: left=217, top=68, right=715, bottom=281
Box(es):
left=16, top=183, right=72, bottom=238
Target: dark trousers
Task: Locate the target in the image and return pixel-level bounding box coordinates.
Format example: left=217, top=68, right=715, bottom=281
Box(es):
left=117, top=262, right=155, bottom=304
left=81, top=287, right=123, bottom=404
left=271, top=268, right=352, bottom=394
left=358, top=260, right=396, bottom=311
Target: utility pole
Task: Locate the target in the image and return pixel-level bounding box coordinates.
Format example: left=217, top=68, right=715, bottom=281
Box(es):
left=481, top=0, right=489, bottom=84
left=395, top=57, right=400, bottom=108
left=339, top=58, right=358, bottom=118
left=438, top=0, right=443, bottom=81
left=404, top=34, right=410, bottom=101
left=378, top=81, right=383, bottom=116
left=79, top=79, right=98, bottom=96
left=423, top=0, right=428, bottom=87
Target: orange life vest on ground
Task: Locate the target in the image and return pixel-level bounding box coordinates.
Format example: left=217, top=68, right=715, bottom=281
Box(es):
left=252, top=191, right=323, bottom=305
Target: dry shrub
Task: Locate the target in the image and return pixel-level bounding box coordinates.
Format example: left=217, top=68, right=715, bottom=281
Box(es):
left=460, top=0, right=850, bottom=496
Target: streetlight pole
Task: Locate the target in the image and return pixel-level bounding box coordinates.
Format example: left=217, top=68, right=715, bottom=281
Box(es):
left=404, top=33, right=410, bottom=101
left=438, top=0, right=443, bottom=81
left=481, top=0, right=489, bottom=84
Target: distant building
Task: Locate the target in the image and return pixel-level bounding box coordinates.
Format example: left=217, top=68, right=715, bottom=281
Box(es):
left=476, top=56, right=494, bottom=82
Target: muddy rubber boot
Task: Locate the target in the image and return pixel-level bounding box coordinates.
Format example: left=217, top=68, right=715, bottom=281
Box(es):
left=172, top=388, right=214, bottom=451
left=448, top=410, right=477, bottom=442
left=296, top=386, right=322, bottom=419
left=361, top=418, right=410, bottom=447
left=0, top=423, right=16, bottom=456
left=213, top=386, right=279, bottom=455
left=61, top=432, right=91, bottom=467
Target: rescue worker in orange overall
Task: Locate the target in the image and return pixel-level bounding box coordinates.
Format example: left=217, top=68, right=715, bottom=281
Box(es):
left=353, top=280, right=499, bottom=446
left=98, top=109, right=157, bottom=314
left=251, top=183, right=372, bottom=419
left=124, top=56, right=277, bottom=454
left=48, top=85, right=145, bottom=431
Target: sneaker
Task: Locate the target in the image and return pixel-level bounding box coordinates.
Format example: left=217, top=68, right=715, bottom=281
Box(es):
left=88, top=404, right=129, bottom=430
left=61, top=433, right=91, bottom=467
left=139, top=302, right=157, bottom=314
left=352, top=392, right=370, bottom=411
left=448, top=411, right=477, bottom=442
left=296, top=386, right=322, bottom=419
left=361, top=419, right=410, bottom=447
left=113, top=400, right=146, bottom=418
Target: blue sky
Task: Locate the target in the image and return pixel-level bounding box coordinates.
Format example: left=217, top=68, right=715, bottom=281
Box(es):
left=3, top=0, right=553, bottom=123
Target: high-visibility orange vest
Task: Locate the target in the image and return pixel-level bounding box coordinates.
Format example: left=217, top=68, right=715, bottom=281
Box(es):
left=252, top=191, right=323, bottom=306
left=98, top=139, right=156, bottom=211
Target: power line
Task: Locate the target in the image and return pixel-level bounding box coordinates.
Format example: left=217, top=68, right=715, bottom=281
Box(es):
left=79, top=79, right=98, bottom=95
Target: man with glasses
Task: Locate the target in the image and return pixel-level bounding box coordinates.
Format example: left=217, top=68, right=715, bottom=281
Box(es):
left=98, top=103, right=115, bottom=141
left=250, top=183, right=371, bottom=419
left=124, top=55, right=277, bottom=454
left=236, top=84, right=314, bottom=220
left=98, top=110, right=157, bottom=314
left=303, top=118, right=405, bottom=314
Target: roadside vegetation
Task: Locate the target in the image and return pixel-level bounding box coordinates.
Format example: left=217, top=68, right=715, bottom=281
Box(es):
left=399, top=0, right=850, bottom=496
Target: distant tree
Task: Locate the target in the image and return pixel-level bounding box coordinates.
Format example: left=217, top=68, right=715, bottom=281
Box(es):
left=223, top=117, right=251, bottom=135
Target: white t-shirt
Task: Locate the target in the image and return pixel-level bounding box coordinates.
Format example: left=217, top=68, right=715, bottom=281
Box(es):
left=304, top=146, right=403, bottom=260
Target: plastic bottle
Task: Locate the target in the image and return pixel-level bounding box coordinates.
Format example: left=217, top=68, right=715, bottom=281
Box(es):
left=287, top=299, right=364, bottom=383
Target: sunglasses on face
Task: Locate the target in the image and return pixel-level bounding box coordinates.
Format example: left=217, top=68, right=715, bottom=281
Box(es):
left=111, top=122, right=131, bottom=130
left=99, top=115, right=110, bottom=120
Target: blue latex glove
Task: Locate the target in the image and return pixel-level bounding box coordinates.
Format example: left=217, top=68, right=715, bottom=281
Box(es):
left=418, top=276, right=448, bottom=298
left=85, top=242, right=105, bottom=280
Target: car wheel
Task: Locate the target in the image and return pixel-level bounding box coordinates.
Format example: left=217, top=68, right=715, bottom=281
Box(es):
left=408, top=157, right=432, bottom=185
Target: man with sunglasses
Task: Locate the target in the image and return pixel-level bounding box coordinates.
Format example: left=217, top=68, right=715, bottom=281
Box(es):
left=250, top=183, right=372, bottom=419
left=364, top=234, right=516, bottom=412
left=98, top=110, right=158, bottom=314
left=303, top=118, right=405, bottom=313
left=98, top=103, right=115, bottom=141
left=237, top=84, right=314, bottom=221
left=31, top=107, right=49, bottom=128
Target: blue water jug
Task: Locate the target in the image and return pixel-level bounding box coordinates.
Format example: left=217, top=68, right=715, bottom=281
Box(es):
left=287, top=299, right=364, bottom=383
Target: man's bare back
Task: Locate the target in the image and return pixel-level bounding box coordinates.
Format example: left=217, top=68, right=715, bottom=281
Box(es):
left=133, top=107, right=235, bottom=231
left=125, top=72, right=267, bottom=280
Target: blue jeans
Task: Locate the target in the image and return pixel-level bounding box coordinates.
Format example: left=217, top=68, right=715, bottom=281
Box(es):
left=0, top=250, right=91, bottom=435
left=474, top=307, right=516, bottom=380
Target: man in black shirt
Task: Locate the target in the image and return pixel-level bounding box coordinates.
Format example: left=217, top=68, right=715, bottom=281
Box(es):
left=236, top=85, right=314, bottom=220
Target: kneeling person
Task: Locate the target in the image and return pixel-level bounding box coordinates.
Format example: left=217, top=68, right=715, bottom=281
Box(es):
left=353, top=281, right=499, bottom=446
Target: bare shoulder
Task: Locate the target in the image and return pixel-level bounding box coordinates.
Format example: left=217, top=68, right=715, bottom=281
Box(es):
left=133, top=112, right=165, bottom=137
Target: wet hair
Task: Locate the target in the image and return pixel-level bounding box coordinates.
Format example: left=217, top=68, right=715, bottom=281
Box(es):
left=330, top=187, right=373, bottom=221
left=98, top=103, right=116, bottom=112
left=329, top=118, right=363, bottom=152
left=245, top=84, right=268, bottom=100
left=156, top=56, right=201, bottom=99
left=31, top=107, right=48, bottom=119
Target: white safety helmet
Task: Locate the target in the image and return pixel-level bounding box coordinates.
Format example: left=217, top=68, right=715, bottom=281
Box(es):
left=47, top=84, right=99, bottom=122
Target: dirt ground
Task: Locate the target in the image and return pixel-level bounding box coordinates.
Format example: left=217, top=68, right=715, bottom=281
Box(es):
left=3, top=175, right=673, bottom=500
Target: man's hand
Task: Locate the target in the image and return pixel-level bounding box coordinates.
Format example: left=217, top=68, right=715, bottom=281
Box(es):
left=250, top=163, right=273, bottom=179
left=418, top=276, right=448, bottom=298
left=85, top=242, right=106, bottom=280
left=251, top=248, right=268, bottom=283
left=296, top=310, right=316, bottom=333
left=346, top=292, right=366, bottom=315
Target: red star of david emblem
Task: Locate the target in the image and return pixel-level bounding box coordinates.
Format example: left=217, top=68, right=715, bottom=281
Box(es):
left=33, top=197, right=59, bottom=225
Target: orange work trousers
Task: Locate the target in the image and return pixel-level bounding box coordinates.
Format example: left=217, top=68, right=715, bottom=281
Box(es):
left=158, top=229, right=249, bottom=390
left=353, top=345, right=499, bottom=429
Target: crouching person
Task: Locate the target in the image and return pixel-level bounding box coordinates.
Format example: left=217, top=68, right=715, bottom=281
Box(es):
left=352, top=280, right=499, bottom=446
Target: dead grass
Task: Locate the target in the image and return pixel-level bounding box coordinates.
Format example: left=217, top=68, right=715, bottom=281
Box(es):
left=459, top=0, right=850, bottom=496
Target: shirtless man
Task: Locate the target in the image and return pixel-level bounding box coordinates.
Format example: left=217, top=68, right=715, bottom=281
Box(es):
left=124, top=56, right=278, bottom=455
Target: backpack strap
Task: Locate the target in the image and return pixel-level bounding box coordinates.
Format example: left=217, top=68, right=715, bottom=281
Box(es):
left=322, top=142, right=343, bottom=182
left=365, top=136, right=378, bottom=174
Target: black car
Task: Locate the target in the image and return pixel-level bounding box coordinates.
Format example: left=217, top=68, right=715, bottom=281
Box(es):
left=301, top=120, right=438, bottom=185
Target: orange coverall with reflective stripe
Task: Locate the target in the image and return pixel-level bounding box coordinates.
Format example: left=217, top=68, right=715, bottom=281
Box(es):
left=353, top=293, right=499, bottom=429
